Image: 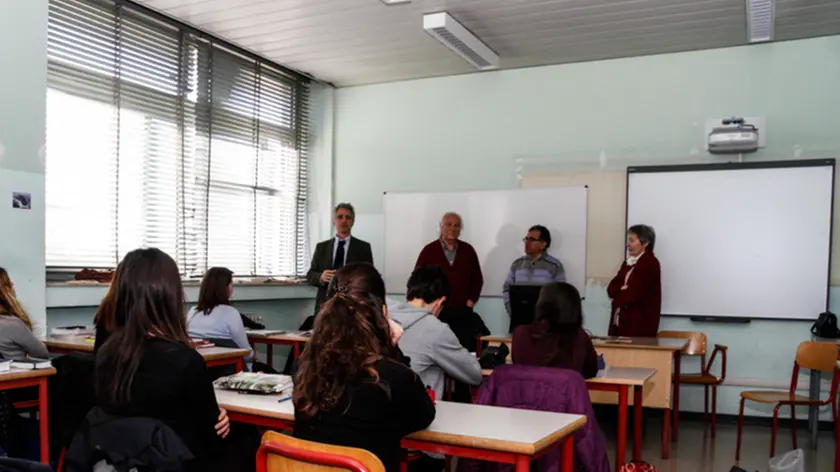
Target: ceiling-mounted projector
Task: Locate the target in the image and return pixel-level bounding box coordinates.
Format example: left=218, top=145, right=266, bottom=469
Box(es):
left=707, top=117, right=760, bottom=154
left=423, top=12, right=499, bottom=70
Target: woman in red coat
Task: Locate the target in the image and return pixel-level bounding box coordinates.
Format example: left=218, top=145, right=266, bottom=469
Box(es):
left=607, top=224, right=661, bottom=337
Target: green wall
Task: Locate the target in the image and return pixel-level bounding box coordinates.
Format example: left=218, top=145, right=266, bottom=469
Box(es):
left=333, top=36, right=840, bottom=419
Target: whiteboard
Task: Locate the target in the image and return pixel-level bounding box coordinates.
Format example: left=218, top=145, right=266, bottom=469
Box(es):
left=627, top=160, right=834, bottom=320
left=383, top=187, right=588, bottom=297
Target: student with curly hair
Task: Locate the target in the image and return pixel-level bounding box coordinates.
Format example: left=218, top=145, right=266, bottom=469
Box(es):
left=293, top=263, right=435, bottom=472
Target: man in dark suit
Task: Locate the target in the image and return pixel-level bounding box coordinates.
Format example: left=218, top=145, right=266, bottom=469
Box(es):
left=303, top=202, right=374, bottom=327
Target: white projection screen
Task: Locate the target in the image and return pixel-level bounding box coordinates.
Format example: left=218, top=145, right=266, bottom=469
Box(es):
left=626, top=160, right=834, bottom=320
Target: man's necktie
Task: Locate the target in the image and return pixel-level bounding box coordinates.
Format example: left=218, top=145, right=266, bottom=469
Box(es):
left=333, top=240, right=346, bottom=270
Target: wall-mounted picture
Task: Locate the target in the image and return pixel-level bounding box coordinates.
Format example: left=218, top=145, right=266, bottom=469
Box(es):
left=12, top=192, right=31, bottom=210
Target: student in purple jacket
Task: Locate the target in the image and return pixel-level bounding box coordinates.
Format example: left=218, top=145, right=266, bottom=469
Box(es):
left=511, top=282, right=599, bottom=379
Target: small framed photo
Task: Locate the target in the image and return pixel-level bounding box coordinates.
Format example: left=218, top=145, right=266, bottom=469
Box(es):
left=12, top=192, right=31, bottom=210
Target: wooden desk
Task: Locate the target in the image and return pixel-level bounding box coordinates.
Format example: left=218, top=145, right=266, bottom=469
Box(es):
left=480, top=334, right=687, bottom=459
left=199, top=347, right=251, bottom=371
left=246, top=331, right=310, bottom=368
left=216, top=388, right=585, bottom=472
left=44, top=337, right=250, bottom=372
left=44, top=336, right=95, bottom=354
left=480, top=364, right=654, bottom=471
left=0, top=368, right=56, bottom=463
left=216, top=387, right=295, bottom=430
left=401, top=401, right=584, bottom=472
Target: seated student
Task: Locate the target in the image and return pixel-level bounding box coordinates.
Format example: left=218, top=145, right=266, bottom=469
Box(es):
left=0, top=267, right=49, bottom=360
left=388, top=266, right=482, bottom=399
left=92, top=248, right=243, bottom=471
left=512, top=282, right=599, bottom=379
left=187, top=267, right=255, bottom=365
left=293, top=264, right=435, bottom=472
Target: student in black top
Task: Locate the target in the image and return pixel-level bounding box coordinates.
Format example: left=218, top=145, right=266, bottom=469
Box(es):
left=293, top=263, right=436, bottom=472
left=93, top=248, right=232, bottom=471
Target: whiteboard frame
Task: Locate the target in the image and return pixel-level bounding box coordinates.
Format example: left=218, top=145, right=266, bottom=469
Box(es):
left=625, top=158, right=835, bottom=321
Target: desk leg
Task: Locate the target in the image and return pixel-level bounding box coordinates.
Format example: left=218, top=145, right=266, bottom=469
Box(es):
left=633, top=386, right=643, bottom=462
left=661, top=408, right=670, bottom=459
left=808, top=370, right=820, bottom=450
left=235, top=359, right=243, bottom=372
left=673, top=351, right=681, bottom=443
left=834, top=406, right=839, bottom=472
left=266, top=344, right=274, bottom=368
left=38, top=378, right=49, bottom=464
left=616, top=385, right=628, bottom=470
left=561, top=435, right=574, bottom=472
left=293, top=342, right=301, bottom=359
left=515, top=455, right=530, bottom=472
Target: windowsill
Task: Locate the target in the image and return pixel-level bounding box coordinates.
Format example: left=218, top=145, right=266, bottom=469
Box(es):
left=46, top=281, right=316, bottom=308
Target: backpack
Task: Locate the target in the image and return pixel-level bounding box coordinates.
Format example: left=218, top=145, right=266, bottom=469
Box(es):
left=811, top=312, right=840, bottom=339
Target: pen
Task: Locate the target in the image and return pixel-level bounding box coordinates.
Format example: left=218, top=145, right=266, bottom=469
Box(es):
left=278, top=395, right=292, bottom=403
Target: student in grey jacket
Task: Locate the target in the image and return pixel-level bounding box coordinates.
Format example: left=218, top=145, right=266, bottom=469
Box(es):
left=388, top=266, right=483, bottom=401
left=0, top=268, right=49, bottom=360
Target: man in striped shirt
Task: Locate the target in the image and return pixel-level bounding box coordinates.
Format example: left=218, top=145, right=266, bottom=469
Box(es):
left=503, top=225, right=566, bottom=316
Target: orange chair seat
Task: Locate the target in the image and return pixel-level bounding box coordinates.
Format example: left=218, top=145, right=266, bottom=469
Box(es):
left=679, top=373, right=719, bottom=385
left=740, top=390, right=814, bottom=404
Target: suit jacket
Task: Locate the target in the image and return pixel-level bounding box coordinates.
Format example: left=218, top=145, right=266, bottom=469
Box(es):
left=306, top=236, right=374, bottom=314
left=607, top=251, right=661, bottom=337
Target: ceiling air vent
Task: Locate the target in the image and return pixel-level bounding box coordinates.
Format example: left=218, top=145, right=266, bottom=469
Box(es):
left=746, top=0, right=774, bottom=43
left=423, top=12, right=499, bottom=70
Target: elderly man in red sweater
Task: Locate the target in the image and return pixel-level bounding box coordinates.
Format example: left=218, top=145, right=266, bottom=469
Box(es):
left=415, top=212, right=484, bottom=310
left=414, top=212, right=486, bottom=345
left=415, top=212, right=486, bottom=403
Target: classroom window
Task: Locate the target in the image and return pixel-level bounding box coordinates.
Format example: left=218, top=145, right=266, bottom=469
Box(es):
left=45, top=0, right=310, bottom=278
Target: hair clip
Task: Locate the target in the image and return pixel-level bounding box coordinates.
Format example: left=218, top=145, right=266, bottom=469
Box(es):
left=338, top=280, right=349, bottom=294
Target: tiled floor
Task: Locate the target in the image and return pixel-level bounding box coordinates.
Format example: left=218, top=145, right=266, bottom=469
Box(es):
left=601, top=419, right=836, bottom=472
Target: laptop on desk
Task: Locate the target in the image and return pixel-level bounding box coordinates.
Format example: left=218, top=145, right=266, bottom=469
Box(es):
left=508, top=284, right=543, bottom=332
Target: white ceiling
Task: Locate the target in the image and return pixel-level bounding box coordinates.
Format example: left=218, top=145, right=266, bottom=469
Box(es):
left=136, top=0, right=840, bottom=87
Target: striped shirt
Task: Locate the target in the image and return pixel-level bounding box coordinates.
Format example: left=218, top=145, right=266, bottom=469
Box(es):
left=503, top=253, right=566, bottom=314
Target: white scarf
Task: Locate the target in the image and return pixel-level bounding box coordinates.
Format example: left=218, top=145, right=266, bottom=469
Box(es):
left=626, top=251, right=645, bottom=267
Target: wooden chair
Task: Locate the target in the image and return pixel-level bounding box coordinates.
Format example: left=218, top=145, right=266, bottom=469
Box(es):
left=735, top=341, right=840, bottom=460
left=257, top=431, right=385, bottom=472
left=657, top=330, right=727, bottom=438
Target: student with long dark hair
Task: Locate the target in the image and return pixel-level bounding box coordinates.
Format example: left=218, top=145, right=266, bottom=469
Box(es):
left=92, top=264, right=123, bottom=353
left=93, top=248, right=231, bottom=470
left=187, top=267, right=254, bottom=362
left=293, top=263, right=435, bottom=472
left=0, top=267, right=49, bottom=360
left=511, top=282, right=599, bottom=378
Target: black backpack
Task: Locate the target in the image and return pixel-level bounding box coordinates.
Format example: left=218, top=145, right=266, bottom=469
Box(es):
left=811, top=311, right=840, bottom=339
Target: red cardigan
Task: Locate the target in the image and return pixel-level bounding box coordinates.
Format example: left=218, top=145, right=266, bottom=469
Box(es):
left=415, top=239, right=483, bottom=309
left=607, top=251, right=662, bottom=337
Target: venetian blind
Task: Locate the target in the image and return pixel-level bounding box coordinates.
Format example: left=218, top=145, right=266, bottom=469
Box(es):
left=45, top=0, right=310, bottom=277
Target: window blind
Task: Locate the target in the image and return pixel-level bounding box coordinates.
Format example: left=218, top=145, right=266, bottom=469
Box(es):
left=46, top=0, right=310, bottom=278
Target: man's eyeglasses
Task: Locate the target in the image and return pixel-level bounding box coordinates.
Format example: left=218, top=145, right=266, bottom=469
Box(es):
left=523, top=237, right=541, bottom=243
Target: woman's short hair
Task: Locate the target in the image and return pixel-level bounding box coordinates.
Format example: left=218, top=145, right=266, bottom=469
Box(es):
left=628, top=224, right=656, bottom=252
